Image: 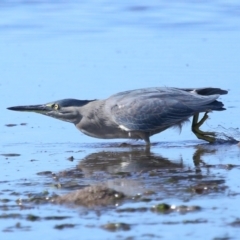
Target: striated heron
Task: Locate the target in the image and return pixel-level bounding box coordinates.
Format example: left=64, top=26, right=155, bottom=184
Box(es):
left=7, top=87, right=227, bottom=145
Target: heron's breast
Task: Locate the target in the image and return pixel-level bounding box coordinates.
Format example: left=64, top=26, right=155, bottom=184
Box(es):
left=75, top=119, right=130, bottom=139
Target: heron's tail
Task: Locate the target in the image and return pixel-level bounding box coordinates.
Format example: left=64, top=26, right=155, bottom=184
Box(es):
left=204, top=100, right=226, bottom=111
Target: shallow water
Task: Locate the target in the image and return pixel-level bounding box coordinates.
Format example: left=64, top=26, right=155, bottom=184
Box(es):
left=1, top=0, right=240, bottom=239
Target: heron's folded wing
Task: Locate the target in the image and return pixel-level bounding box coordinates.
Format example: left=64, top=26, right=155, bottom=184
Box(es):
left=107, top=88, right=222, bottom=132
left=110, top=97, right=194, bottom=132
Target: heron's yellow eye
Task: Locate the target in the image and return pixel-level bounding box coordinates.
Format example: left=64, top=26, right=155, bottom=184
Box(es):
left=52, top=104, right=59, bottom=110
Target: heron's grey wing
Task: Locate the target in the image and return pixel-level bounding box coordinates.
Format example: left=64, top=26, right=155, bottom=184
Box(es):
left=109, top=98, right=191, bottom=132
left=108, top=91, right=220, bottom=132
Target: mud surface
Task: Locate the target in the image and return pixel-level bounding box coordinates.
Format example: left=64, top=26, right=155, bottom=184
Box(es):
left=1, top=142, right=240, bottom=239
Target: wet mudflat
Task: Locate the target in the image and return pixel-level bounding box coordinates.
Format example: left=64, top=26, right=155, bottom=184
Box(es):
left=1, top=0, right=240, bottom=239
left=1, top=141, right=240, bottom=239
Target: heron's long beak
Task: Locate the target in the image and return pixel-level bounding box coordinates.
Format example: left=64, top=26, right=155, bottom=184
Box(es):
left=7, top=104, right=51, bottom=113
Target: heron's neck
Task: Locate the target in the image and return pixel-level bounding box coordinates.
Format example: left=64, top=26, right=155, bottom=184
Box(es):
left=76, top=100, right=106, bottom=125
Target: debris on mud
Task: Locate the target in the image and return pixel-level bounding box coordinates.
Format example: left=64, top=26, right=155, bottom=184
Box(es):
left=102, top=222, right=131, bottom=231
left=151, top=203, right=201, bottom=213
left=55, top=185, right=125, bottom=207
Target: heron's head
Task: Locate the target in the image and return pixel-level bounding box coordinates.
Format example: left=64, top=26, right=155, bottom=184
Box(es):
left=7, top=99, right=95, bottom=124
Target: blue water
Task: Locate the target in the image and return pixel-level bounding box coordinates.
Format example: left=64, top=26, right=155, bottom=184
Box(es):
left=1, top=1, right=240, bottom=239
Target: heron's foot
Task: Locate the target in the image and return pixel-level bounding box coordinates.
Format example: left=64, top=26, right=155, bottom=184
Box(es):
left=192, top=113, right=216, bottom=143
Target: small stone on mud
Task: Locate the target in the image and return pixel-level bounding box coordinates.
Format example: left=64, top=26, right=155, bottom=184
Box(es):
left=5, top=124, right=17, bottom=127
left=102, top=222, right=131, bottom=231
left=1, top=153, right=20, bottom=157
left=229, top=218, right=240, bottom=227
left=119, top=142, right=131, bottom=147
left=37, top=171, right=52, bottom=176
left=26, top=214, right=40, bottom=221
left=54, top=223, right=76, bottom=230
left=151, top=203, right=171, bottom=212
left=67, top=156, right=74, bottom=161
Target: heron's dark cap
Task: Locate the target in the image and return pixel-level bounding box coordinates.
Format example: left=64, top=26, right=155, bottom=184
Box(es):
left=56, top=99, right=96, bottom=107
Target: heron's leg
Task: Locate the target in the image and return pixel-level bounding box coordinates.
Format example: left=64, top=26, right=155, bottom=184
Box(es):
left=193, top=113, right=215, bottom=134
left=144, top=137, right=150, bottom=146
left=138, top=132, right=150, bottom=146
left=192, top=113, right=216, bottom=143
